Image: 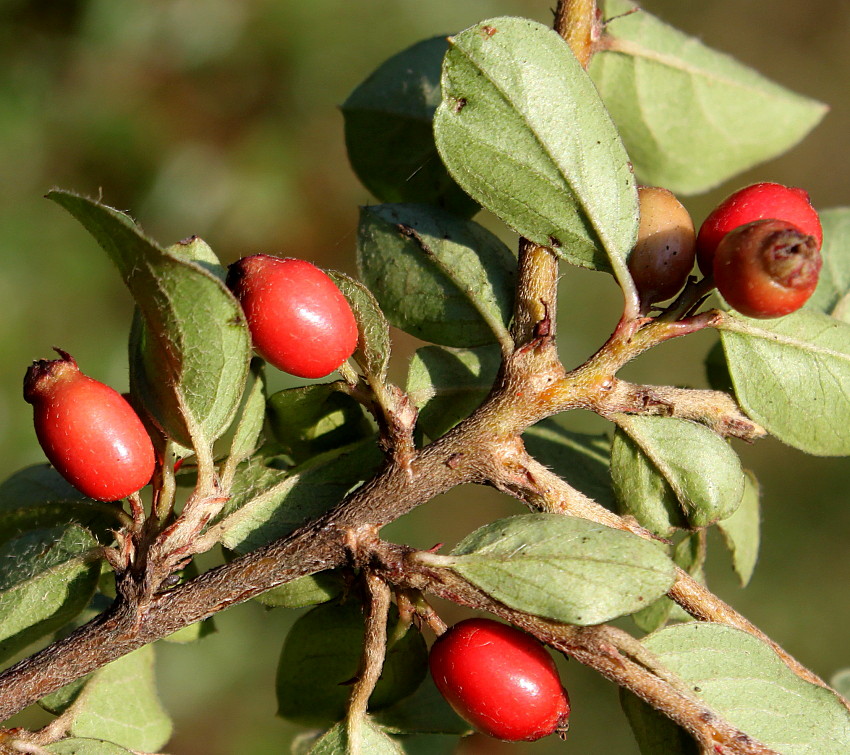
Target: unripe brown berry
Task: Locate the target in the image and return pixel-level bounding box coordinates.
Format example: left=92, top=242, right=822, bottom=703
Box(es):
left=713, top=219, right=822, bottom=319
left=24, top=350, right=156, bottom=501
left=628, top=186, right=696, bottom=305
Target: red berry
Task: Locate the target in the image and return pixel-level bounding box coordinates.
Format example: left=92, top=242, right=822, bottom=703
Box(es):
left=429, top=618, right=570, bottom=742
left=696, top=182, right=822, bottom=276
left=628, top=186, right=696, bottom=305
left=713, top=219, right=822, bottom=318
left=226, top=255, right=358, bottom=379
left=24, top=350, right=156, bottom=501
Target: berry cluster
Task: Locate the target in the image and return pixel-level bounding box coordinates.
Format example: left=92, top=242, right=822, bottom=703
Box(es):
left=628, top=181, right=823, bottom=319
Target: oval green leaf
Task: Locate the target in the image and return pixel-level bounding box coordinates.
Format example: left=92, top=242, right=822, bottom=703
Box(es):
left=357, top=204, right=515, bottom=348
left=40, top=645, right=172, bottom=752
left=718, top=309, right=850, bottom=456
left=591, top=0, right=827, bottom=194
left=434, top=16, right=638, bottom=287
left=266, top=384, right=373, bottom=465
left=622, top=623, right=850, bottom=754
left=47, top=190, right=252, bottom=451
left=215, top=440, right=384, bottom=554
left=406, top=345, right=501, bottom=439
left=0, top=465, right=123, bottom=548
left=523, top=418, right=615, bottom=510
left=0, top=524, right=100, bottom=664
left=327, top=270, right=393, bottom=385
left=276, top=601, right=428, bottom=727
left=342, top=36, right=478, bottom=218
left=447, top=513, right=676, bottom=625
left=717, top=470, right=761, bottom=587
left=613, top=416, right=746, bottom=531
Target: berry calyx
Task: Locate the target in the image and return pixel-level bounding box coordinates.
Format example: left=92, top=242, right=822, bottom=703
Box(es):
left=24, top=349, right=156, bottom=501
left=713, top=219, right=821, bottom=318
left=628, top=186, right=696, bottom=305
left=696, top=182, right=822, bottom=276
left=429, top=617, right=570, bottom=742
left=226, top=255, right=358, bottom=379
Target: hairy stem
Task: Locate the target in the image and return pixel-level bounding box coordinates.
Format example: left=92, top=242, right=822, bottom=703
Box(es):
left=554, top=0, right=599, bottom=67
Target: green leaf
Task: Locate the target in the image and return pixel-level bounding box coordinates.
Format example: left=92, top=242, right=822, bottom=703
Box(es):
left=406, top=345, right=500, bottom=439
left=704, top=339, right=734, bottom=394
left=0, top=465, right=123, bottom=548
left=47, top=190, right=252, bottom=451
left=622, top=623, right=850, bottom=754
left=0, top=524, right=100, bottom=664
left=375, top=675, right=471, bottom=736
left=632, top=532, right=703, bottom=634
left=434, top=16, right=638, bottom=285
left=806, top=208, right=850, bottom=321
left=225, top=359, right=268, bottom=470
left=308, top=719, right=405, bottom=755
left=164, top=234, right=226, bottom=280
left=523, top=418, right=615, bottom=510
left=254, top=570, right=345, bottom=609
left=39, top=645, right=172, bottom=751
left=46, top=740, right=136, bottom=755
left=216, top=440, right=384, bottom=554
left=718, top=309, right=850, bottom=455
left=620, top=693, right=699, bottom=755
left=342, top=36, right=477, bottom=218
left=717, top=470, right=761, bottom=587
left=277, top=601, right=428, bottom=727
left=326, top=271, right=392, bottom=385
left=357, top=204, right=515, bottom=348
left=591, top=0, right=827, bottom=195
left=446, top=513, right=676, bottom=625
left=612, top=416, right=746, bottom=532
left=266, top=384, right=373, bottom=464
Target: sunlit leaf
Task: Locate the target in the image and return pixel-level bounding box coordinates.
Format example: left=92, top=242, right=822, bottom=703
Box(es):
left=591, top=0, right=827, bottom=194
left=719, top=310, right=850, bottom=455
left=342, top=36, right=478, bottom=217
left=0, top=524, right=100, bottom=664
left=622, top=623, right=850, bottom=754
left=447, top=513, right=675, bottom=625
left=357, top=204, right=515, bottom=347
left=435, top=16, right=638, bottom=287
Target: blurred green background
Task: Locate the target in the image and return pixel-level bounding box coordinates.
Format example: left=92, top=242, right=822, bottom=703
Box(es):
left=1, top=1, right=848, bottom=753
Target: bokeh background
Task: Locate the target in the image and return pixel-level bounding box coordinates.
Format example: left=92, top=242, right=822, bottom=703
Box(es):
left=1, top=1, right=849, bottom=753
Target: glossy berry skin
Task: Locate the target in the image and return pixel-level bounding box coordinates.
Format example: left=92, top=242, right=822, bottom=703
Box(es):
left=429, top=618, right=570, bottom=742
left=696, top=182, right=822, bottom=276
left=226, top=255, right=358, bottom=379
left=24, top=350, right=156, bottom=501
left=713, top=219, right=822, bottom=318
left=628, top=186, right=696, bottom=305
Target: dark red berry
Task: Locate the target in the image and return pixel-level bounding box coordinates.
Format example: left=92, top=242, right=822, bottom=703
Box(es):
left=226, top=255, right=358, bottom=379
left=628, top=186, right=696, bottom=305
left=696, top=182, right=822, bottom=276
left=429, top=618, right=570, bottom=742
left=24, top=350, right=156, bottom=501
left=713, top=219, right=822, bottom=318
